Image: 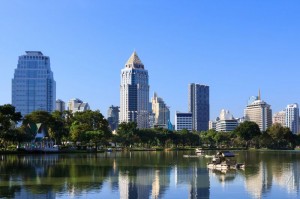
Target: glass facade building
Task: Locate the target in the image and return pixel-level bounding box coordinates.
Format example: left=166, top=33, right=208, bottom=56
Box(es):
left=12, top=51, right=56, bottom=116
left=188, top=83, right=210, bottom=131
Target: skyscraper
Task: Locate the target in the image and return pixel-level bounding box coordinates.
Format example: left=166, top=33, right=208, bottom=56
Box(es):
left=244, top=92, right=272, bottom=132
left=12, top=51, right=56, bottom=116
left=120, top=51, right=149, bottom=128
left=107, top=105, right=119, bottom=131
left=151, top=92, right=170, bottom=128
left=188, top=83, right=209, bottom=131
left=285, top=103, right=299, bottom=134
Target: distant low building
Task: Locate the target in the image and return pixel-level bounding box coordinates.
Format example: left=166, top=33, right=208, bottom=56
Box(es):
left=56, top=99, right=65, bottom=112
left=67, top=98, right=90, bottom=113
left=272, top=110, right=286, bottom=127
left=216, top=109, right=238, bottom=132
left=175, top=112, right=192, bottom=131
left=209, top=120, right=216, bottom=130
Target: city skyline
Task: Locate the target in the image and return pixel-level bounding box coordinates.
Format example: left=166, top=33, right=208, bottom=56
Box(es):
left=1, top=1, right=300, bottom=121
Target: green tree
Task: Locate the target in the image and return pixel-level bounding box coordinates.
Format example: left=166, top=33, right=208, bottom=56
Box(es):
left=233, top=121, right=261, bottom=149
left=22, top=111, right=55, bottom=134
left=266, top=123, right=296, bottom=149
left=116, top=122, right=138, bottom=147
left=0, top=104, right=23, bottom=148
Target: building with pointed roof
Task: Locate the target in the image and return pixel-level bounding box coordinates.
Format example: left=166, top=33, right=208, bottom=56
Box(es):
left=120, top=51, right=149, bottom=128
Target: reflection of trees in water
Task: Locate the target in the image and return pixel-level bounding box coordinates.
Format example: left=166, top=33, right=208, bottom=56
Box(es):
left=0, top=154, right=114, bottom=198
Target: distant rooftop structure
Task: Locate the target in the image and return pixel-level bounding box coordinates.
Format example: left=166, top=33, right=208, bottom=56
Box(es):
left=125, top=51, right=144, bottom=69
left=25, top=51, right=44, bottom=56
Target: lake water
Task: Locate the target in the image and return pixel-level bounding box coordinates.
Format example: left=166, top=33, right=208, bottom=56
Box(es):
left=0, top=150, right=299, bottom=199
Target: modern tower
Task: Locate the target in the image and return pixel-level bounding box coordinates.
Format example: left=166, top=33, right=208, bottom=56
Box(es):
left=12, top=51, right=56, bottom=116
left=244, top=91, right=272, bottom=132
left=188, top=83, right=209, bottom=131
left=107, top=105, right=120, bottom=131
left=285, top=103, right=299, bottom=134
left=120, top=51, right=149, bottom=128
left=151, top=92, right=170, bottom=128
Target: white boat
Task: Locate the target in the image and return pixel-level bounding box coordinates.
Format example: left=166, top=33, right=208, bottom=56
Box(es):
left=195, top=148, right=205, bottom=153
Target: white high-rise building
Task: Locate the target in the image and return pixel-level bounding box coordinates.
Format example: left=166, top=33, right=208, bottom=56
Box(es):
left=285, top=103, right=299, bottom=134
left=272, top=110, right=286, bottom=127
left=151, top=92, right=170, bottom=128
left=12, top=51, right=56, bottom=116
left=120, top=51, right=149, bottom=129
left=244, top=92, right=272, bottom=132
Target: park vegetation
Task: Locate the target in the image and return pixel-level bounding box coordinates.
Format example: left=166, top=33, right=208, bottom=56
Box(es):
left=0, top=104, right=299, bottom=151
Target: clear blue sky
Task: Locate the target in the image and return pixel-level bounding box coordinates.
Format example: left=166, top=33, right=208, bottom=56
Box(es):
left=1, top=0, right=299, bottom=121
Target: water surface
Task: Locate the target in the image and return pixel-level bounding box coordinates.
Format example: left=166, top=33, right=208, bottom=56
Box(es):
left=0, top=150, right=299, bottom=199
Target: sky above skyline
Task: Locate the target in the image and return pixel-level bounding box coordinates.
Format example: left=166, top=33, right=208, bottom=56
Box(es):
left=1, top=0, right=300, bottom=121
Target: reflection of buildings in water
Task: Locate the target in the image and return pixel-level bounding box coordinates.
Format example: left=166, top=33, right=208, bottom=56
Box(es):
left=152, top=170, right=160, bottom=199
left=14, top=187, right=55, bottom=199
left=245, top=162, right=272, bottom=199
left=136, top=169, right=154, bottom=199
left=175, top=163, right=210, bottom=199
left=273, top=160, right=300, bottom=194
left=119, top=168, right=171, bottom=199
left=209, top=169, right=236, bottom=187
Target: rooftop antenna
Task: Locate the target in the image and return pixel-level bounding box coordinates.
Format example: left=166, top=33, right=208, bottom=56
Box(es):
left=258, top=89, right=261, bottom=100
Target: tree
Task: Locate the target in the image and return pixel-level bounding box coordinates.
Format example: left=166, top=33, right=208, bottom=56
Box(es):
left=0, top=104, right=22, bottom=147
left=73, top=110, right=109, bottom=132
left=266, top=123, right=296, bottom=149
left=116, top=122, right=138, bottom=147
left=233, top=121, right=261, bottom=148
left=50, top=111, right=69, bottom=144
left=22, top=111, right=55, bottom=134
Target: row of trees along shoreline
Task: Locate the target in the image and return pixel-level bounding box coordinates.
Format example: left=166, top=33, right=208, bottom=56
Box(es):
left=0, top=104, right=299, bottom=151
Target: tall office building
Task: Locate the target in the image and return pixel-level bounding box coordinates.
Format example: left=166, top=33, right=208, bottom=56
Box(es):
left=56, top=99, right=65, bottom=112
left=12, top=51, right=56, bottom=116
left=244, top=92, right=272, bottom=132
left=67, top=98, right=90, bottom=113
left=120, top=51, right=149, bottom=129
left=107, top=105, right=119, bottom=131
left=188, top=83, right=209, bottom=131
left=151, top=92, right=170, bottom=128
left=285, top=103, right=299, bottom=134
left=272, top=110, right=286, bottom=127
